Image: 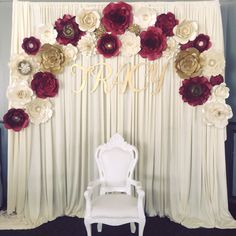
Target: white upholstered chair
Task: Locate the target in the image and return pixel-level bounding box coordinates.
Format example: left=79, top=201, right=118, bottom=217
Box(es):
left=84, top=133, right=145, bottom=236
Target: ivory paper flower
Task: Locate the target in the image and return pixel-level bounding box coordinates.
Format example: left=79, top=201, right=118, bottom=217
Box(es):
left=37, top=25, right=57, bottom=44
left=134, top=7, right=156, bottom=29
left=173, top=20, right=198, bottom=44
left=25, top=98, right=53, bottom=125
left=200, top=49, right=225, bottom=76
left=203, top=101, right=233, bottom=128
left=212, top=83, right=229, bottom=101
left=7, top=82, right=33, bottom=108
left=163, top=37, right=179, bottom=59
left=77, top=10, right=100, bottom=32
left=77, top=34, right=97, bottom=56
left=63, top=44, right=78, bottom=63
left=119, top=32, right=141, bottom=57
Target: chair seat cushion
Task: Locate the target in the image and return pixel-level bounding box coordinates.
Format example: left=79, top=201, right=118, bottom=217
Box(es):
left=91, top=194, right=139, bottom=218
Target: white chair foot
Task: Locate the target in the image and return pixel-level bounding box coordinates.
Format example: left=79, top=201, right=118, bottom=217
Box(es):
left=130, top=222, right=136, bottom=233
left=139, top=221, right=145, bottom=236
left=97, top=223, right=102, bottom=232
left=84, top=221, right=92, bottom=236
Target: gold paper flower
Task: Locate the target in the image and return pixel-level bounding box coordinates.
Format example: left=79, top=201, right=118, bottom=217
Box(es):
left=94, top=24, right=106, bottom=39
left=39, top=44, right=65, bottom=74
left=175, top=48, right=202, bottom=79
left=128, top=24, right=141, bottom=36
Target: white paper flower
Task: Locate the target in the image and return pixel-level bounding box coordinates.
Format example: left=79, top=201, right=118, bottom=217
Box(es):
left=134, top=7, right=156, bottom=29
left=25, top=98, right=53, bottom=125
left=119, top=32, right=140, bottom=57
left=9, top=53, right=39, bottom=80
left=63, top=44, right=78, bottom=63
left=37, top=25, right=57, bottom=44
left=212, top=83, right=229, bottom=101
left=77, top=34, right=97, bottom=56
left=7, top=82, right=33, bottom=108
left=203, top=101, right=233, bottom=128
left=163, top=37, right=180, bottom=59
left=173, top=20, right=198, bottom=44
left=200, top=49, right=225, bottom=76
left=76, top=10, right=100, bottom=32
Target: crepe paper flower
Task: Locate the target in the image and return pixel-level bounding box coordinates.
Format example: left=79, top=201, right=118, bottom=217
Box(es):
left=200, top=49, right=225, bottom=76
left=77, top=10, right=100, bottom=32
left=7, top=82, right=33, bottom=108
left=9, top=53, right=39, bottom=79
left=39, top=43, right=65, bottom=74
left=175, top=48, right=203, bottom=79
left=63, top=44, right=78, bottom=63
left=97, top=33, right=121, bottom=58
left=173, top=20, right=198, bottom=44
left=101, top=1, right=133, bottom=35
left=128, top=24, right=141, bottom=36
left=155, top=12, right=179, bottom=37
left=54, top=14, right=85, bottom=46
left=3, top=108, right=29, bottom=131
left=37, top=25, right=57, bottom=44
left=163, top=37, right=180, bottom=59
left=119, top=32, right=141, bottom=57
left=212, top=83, right=230, bottom=101
left=210, top=74, right=224, bottom=86
left=134, top=7, right=156, bottom=29
left=25, top=98, right=53, bottom=125
left=77, top=34, right=97, bottom=56
left=22, top=36, right=41, bottom=55
left=139, top=26, right=167, bottom=61
left=180, top=34, right=212, bottom=52
left=31, top=72, right=59, bottom=99
left=179, top=76, right=212, bottom=106
left=203, top=101, right=233, bottom=128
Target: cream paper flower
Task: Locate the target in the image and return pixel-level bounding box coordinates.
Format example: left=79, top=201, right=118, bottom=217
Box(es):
left=77, top=34, right=97, bottom=56
left=163, top=37, right=180, bottom=59
left=25, top=98, right=53, bottom=125
left=134, top=7, right=156, bottom=29
left=37, top=25, right=57, bottom=44
left=77, top=10, right=100, bottom=32
left=173, top=20, right=198, bottom=44
left=212, top=83, right=229, bottom=101
left=200, top=49, right=225, bottom=76
left=203, top=101, right=233, bottom=128
left=7, top=82, right=33, bottom=108
left=63, top=44, right=78, bottom=63
left=119, top=32, right=141, bottom=57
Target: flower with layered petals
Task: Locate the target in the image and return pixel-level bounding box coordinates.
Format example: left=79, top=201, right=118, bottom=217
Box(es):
left=63, top=44, right=78, bottom=63
left=210, top=74, right=224, bottom=86
left=37, top=25, right=57, bottom=44
left=54, top=14, right=85, bottom=46
left=139, top=26, right=167, bottom=61
left=3, top=108, right=29, bottom=131
left=31, top=72, right=59, bottom=99
left=101, top=1, right=133, bottom=35
left=163, top=37, right=180, bottom=59
left=179, top=76, right=212, bottom=106
left=77, top=10, right=100, bottom=32
left=173, top=20, right=198, bottom=44
left=203, top=101, right=233, bottom=128
left=155, top=12, right=179, bottom=37
left=97, top=33, right=121, bottom=58
left=120, top=32, right=140, bottom=57
left=212, top=83, right=229, bottom=101
left=134, top=7, right=156, bottom=29
left=26, top=98, right=53, bottom=125
left=22, top=36, right=41, bottom=55
left=78, top=34, right=97, bottom=56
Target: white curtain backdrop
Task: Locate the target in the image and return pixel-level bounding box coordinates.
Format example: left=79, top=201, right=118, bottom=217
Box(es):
left=1, top=0, right=236, bottom=230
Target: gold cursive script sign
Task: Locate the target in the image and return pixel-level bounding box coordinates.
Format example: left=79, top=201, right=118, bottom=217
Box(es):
left=71, top=61, right=169, bottom=95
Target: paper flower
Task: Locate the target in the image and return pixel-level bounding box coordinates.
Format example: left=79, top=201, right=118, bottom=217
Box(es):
left=210, top=74, right=224, bottom=86
left=63, top=44, right=78, bottom=62
left=212, top=83, right=229, bottom=101
left=25, top=98, right=53, bottom=125
left=77, top=10, right=100, bottom=32
left=163, top=37, right=180, bottom=59
left=22, top=36, right=41, bottom=55
left=77, top=34, right=97, bottom=56
left=134, top=7, right=156, bottom=29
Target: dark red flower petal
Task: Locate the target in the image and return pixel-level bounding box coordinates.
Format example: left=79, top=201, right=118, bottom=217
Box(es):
left=22, top=37, right=41, bottom=55
left=210, top=74, right=224, bottom=86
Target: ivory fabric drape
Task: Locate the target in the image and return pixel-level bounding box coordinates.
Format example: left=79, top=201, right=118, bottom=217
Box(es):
left=1, top=0, right=236, bottom=230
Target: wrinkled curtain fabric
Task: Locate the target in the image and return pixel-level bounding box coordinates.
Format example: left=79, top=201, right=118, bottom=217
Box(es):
left=1, top=0, right=236, bottom=230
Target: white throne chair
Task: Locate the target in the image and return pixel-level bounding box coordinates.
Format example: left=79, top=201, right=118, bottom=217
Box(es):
left=84, top=133, right=146, bottom=236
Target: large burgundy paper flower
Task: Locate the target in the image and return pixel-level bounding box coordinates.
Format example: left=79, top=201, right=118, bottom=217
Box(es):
left=101, top=1, right=133, bottom=35
left=54, top=14, right=85, bottom=46
left=139, top=26, right=167, bottom=61
left=155, top=12, right=179, bottom=37
left=22, top=36, right=41, bottom=55
left=210, top=74, right=224, bottom=86
left=97, top=33, right=121, bottom=58
left=31, top=72, right=59, bottom=98
left=3, top=108, right=29, bottom=132
left=179, top=76, right=212, bottom=106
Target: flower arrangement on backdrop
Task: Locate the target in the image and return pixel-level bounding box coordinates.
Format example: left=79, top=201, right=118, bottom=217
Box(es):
left=3, top=1, right=232, bottom=131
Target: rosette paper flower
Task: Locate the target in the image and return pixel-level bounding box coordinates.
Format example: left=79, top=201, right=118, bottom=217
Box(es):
left=22, top=36, right=41, bottom=55
left=77, top=10, right=100, bottom=32
left=212, top=83, right=230, bottom=102
left=210, top=74, right=224, bottom=86
left=78, top=34, right=97, bottom=56
left=134, top=7, right=156, bottom=29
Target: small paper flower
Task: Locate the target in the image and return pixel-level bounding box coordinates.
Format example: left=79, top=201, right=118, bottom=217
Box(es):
left=22, top=36, right=41, bottom=55
left=128, top=24, right=141, bottom=36
left=212, top=83, right=230, bottom=101
left=77, top=34, right=97, bottom=56
left=63, top=44, right=78, bottom=63
left=37, top=25, right=57, bottom=44
left=134, top=7, right=156, bottom=29
left=210, top=74, right=224, bottom=86
left=119, top=32, right=140, bottom=57
left=77, top=10, right=100, bottom=32
left=26, top=98, right=53, bottom=125
left=163, top=37, right=180, bottom=59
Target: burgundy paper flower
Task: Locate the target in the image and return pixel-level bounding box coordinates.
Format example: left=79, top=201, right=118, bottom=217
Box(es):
left=31, top=72, right=59, bottom=98
left=180, top=34, right=212, bottom=52
left=22, top=37, right=41, bottom=55
left=101, top=1, right=133, bottom=35
left=3, top=108, right=29, bottom=132
left=97, top=33, right=121, bottom=58
left=54, top=14, right=85, bottom=46
left=155, top=12, right=179, bottom=37
left=210, top=74, right=224, bottom=86
left=139, top=26, right=167, bottom=61
left=179, top=76, right=212, bottom=106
